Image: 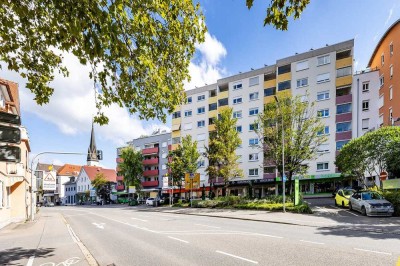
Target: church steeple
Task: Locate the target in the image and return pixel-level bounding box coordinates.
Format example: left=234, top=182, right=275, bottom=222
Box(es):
left=87, top=123, right=99, bottom=166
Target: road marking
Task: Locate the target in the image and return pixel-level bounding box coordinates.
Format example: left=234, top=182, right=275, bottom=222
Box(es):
left=92, top=222, right=105, bottom=229
left=131, top=217, right=148, bottom=222
left=354, top=248, right=392, bottom=255
left=300, top=240, right=325, bottom=245
left=252, top=233, right=283, bottom=239
left=343, top=210, right=359, bottom=216
left=194, top=223, right=221, bottom=229
left=26, top=256, right=34, bottom=266
left=168, top=236, right=189, bottom=244
left=216, top=250, right=258, bottom=264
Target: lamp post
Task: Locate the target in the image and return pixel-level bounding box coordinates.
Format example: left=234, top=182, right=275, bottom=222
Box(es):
left=274, top=96, right=286, bottom=213
left=30, top=151, right=86, bottom=221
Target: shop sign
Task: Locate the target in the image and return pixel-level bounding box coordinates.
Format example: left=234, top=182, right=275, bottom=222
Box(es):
left=128, top=186, right=136, bottom=193
left=382, top=179, right=400, bottom=189
left=253, top=178, right=275, bottom=184
left=185, top=173, right=200, bottom=189
left=229, top=180, right=251, bottom=185
left=295, top=173, right=341, bottom=180
left=294, top=179, right=299, bottom=206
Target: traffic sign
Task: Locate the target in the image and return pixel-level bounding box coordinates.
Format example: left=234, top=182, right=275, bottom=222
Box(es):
left=0, top=145, right=20, bottom=162
left=380, top=171, right=388, bottom=181
left=0, top=125, right=21, bottom=144
left=43, top=171, right=56, bottom=191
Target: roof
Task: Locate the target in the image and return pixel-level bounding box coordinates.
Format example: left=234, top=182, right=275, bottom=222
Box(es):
left=82, top=165, right=117, bottom=182
left=36, top=163, right=63, bottom=172
left=57, top=164, right=82, bottom=176
left=87, top=123, right=98, bottom=162
left=368, top=19, right=400, bottom=67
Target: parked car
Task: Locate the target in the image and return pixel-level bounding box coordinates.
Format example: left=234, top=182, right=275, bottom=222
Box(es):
left=44, top=202, right=55, bottom=207
left=349, top=191, right=394, bottom=216
left=334, top=189, right=355, bottom=207
left=146, top=198, right=155, bottom=206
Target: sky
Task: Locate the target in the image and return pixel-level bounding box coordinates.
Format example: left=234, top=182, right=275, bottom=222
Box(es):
left=1, top=0, right=399, bottom=170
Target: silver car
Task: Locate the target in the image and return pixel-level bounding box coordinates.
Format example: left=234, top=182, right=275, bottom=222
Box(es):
left=349, top=191, right=394, bottom=216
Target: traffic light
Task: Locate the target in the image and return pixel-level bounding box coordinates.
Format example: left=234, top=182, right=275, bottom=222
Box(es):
left=97, top=150, right=103, bottom=160
left=0, top=145, right=21, bottom=163
left=0, top=125, right=21, bottom=144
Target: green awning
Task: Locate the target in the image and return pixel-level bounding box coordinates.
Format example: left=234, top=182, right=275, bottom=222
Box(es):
left=111, top=191, right=129, bottom=195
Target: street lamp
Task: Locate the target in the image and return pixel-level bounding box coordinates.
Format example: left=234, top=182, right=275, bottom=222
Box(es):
left=274, top=95, right=286, bottom=213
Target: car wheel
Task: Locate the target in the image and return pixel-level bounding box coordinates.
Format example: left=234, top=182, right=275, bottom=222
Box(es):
left=361, top=206, right=367, bottom=216
left=349, top=202, right=353, bottom=210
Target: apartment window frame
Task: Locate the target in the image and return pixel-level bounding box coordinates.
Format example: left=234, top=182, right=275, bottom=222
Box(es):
left=336, top=140, right=350, bottom=151
left=317, top=55, right=330, bottom=66
left=296, top=60, right=309, bottom=72
left=389, top=86, right=393, bottom=100
left=296, top=77, right=309, bottom=88
left=362, top=100, right=370, bottom=111
left=336, top=66, right=352, bottom=78
left=197, top=94, right=205, bottom=101
left=264, top=87, right=276, bottom=97
left=249, top=92, right=259, bottom=101
left=362, top=118, right=369, bottom=130
left=317, top=126, right=330, bottom=136
left=249, top=168, right=259, bottom=176
left=197, top=106, right=205, bottom=114
left=184, top=110, right=192, bottom=117
left=233, top=110, right=242, bottom=119
left=390, top=42, right=393, bottom=56
left=336, top=103, right=352, bottom=114
left=390, top=65, right=393, bottom=79
left=317, top=109, right=330, bottom=118
left=236, top=125, right=242, bottom=133
left=187, top=97, right=192, bottom=104
left=233, top=97, right=243, bottom=105
left=197, top=120, right=205, bottom=128
left=249, top=138, right=259, bottom=146
left=249, top=107, right=259, bottom=116
left=362, top=82, right=369, bottom=92
left=316, top=162, right=329, bottom=171
left=381, top=53, right=384, bottom=66
left=317, top=143, right=330, bottom=153
left=209, top=102, right=217, bottom=111
left=317, top=91, right=330, bottom=101
left=379, top=75, right=384, bottom=87
left=249, top=76, right=260, bottom=87
left=336, top=121, right=352, bottom=133
left=249, top=123, right=259, bottom=131
left=317, top=73, right=330, bottom=84
left=249, top=153, right=259, bottom=162
left=278, top=80, right=291, bottom=91
left=233, top=83, right=243, bottom=90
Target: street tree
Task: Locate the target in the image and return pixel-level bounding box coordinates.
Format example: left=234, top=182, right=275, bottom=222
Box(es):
left=255, top=94, right=327, bottom=194
left=0, top=1, right=206, bottom=124
left=91, top=173, right=110, bottom=203
left=118, top=146, right=143, bottom=194
left=206, top=108, right=242, bottom=190
left=167, top=147, right=185, bottom=192
left=246, top=0, right=310, bottom=30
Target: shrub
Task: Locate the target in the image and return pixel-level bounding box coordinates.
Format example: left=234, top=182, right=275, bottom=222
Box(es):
left=382, top=191, right=400, bottom=216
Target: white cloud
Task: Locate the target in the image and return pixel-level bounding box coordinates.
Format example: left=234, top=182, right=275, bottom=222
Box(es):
left=385, top=6, right=394, bottom=26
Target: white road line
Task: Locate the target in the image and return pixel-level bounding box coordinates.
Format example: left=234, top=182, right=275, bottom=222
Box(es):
left=131, top=217, right=148, bottom=222
left=252, top=233, right=283, bottom=239
left=300, top=240, right=325, bottom=245
left=26, top=256, right=34, bottom=266
left=216, top=250, right=258, bottom=264
left=344, top=210, right=359, bottom=216
left=354, top=248, right=392, bottom=255
left=168, top=236, right=189, bottom=244
left=194, top=223, right=221, bottom=229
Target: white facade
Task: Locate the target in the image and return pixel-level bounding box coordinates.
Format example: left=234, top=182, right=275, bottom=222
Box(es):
left=57, top=175, right=70, bottom=204
left=64, top=177, right=77, bottom=205
left=76, top=169, right=92, bottom=195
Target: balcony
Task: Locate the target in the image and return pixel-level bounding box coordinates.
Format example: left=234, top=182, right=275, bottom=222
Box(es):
left=336, top=94, right=352, bottom=105
left=116, top=166, right=121, bottom=172
left=142, top=180, right=159, bottom=187
left=336, top=112, right=352, bottom=123
left=336, top=131, right=352, bottom=141
left=263, top=173, right=276, bottom=179
left=142, top=147, right=159, bottom=155
left=116, top=185, right=125, bottom=191
left=116, top=157, right=124, bottom=163
left=143, top=169, right=159, bottom=176
left=116, top=175, right=124, bottom=181
left=143, top=158, right=159, bottom=165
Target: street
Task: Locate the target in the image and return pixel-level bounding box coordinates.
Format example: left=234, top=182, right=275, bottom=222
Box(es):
left=2, top=205, right=399, bottom=266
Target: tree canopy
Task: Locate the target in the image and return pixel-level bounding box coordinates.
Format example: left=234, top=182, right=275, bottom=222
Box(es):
left=206, top=107, right=242, bottom=185
left=0, top=0, right=206, bottom=124
left=255, top=94, right=327, bottom=193
left=246, top=0, right=310, bottom=30
left=118, top=146, right=143, bottom=191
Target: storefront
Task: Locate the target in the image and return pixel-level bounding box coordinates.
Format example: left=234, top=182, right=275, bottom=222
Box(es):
left=294, top=173, right=347, bottom=195
left=252, top=178, right=277, bottom=198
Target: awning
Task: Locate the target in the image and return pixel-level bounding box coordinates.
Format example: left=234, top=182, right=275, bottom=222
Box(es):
left=171, top=124, right=181, bottom=131
left=141, top=188, right=161, bottom=192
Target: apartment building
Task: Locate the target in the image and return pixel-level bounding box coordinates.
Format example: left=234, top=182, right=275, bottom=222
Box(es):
left=116, top=130, right=170, bottom=199
left=171, top=40, right=355, bottom=196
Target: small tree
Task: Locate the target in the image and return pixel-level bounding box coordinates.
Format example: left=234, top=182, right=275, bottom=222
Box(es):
left=118, top=146, right=143, bottom=195
left=91, top=173, right=110, bottom=203
left=206, top=108, right=242, bottom=190
left=255, top=94, right=327, bottom=194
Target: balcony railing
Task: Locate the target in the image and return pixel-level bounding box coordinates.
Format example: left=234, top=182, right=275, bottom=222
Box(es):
left=336, top=131, right=352, bottom=141
left=263, top=173, right=276, bottom=179
left=143, top=158, right=159, bottom=165
left=336, top=112, right=352, bottom=123
left=336, top=94, right=352, bottom=105
left=116, top=175, right=124, bottom=181
left=142, top=147, right=159, bottom=155
left=141, top=180, right=159, bottom=187
left=143, top=169, right=159, bottom=176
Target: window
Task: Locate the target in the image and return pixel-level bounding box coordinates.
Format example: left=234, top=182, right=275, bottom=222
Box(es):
left=249, top=168, right=259, bottom=176
left=197, top=133, right=206, bottom=141
left=379, top=114, right=383, bottom=126
left=233, top=111, right=242, bottom=119
left=336, top=140, right=349, bottom=150
left=236, top=126, right=242, bottom=133
left=187, top=97, right=192, bottom=104
left=336, top=50, right=351, bottom=60
left=381, top=53, right=384, bottom=66
left=198, top=160, right=205, bottom=168
left=317, top=91, right=330, bottom=101
left=317, top=162, right=329, bottom=171
left=264, top=87, right=276, bottom=97
left=264, top=166, right=275, bottom=173
left=264, top=72, right=275, bottom=81
left=172, top=111, right=181, bottom=119
left=390, top=43, right=393, bottom=56
left=249, top=123, right=258, bottom=131
left=208, top=117, right=215, bottom=125
left=296, top=78, right=308, bottom=88
left=197, top=120, right=205, bottom=128
left=197, top=95, right=205, bottom=101
left=336, top=103, right=351, bottom=114
left=249, top=92, right=259, bottom=101
left=249, top=108, right=259, bottom=116
left=379, top=94, right=384, bottom=108
left=317, top=109, right=329, bottom=118
left=218, top=98, right=228, bottom=106
left=317, top=143, right=329, bottom=153
left=197, top=107, right=205, bottom=114
left=317, top=73, right=330, bottom=83
left=249, top=153, right=259, bottom=161
left=362, top=119, right=369, bottom=130
left=233, top=83, right=243, bottom=90
left=362, top=100, right=369, bottom=111
left=278, top=64, right=291, bottom=75
left=278, top=80, right=291, bottom=91
left=336, top=122, right=351, bottom=132
left=337, top=85, right=351, bottom=96
left=172, top=137, right=180, bottom=144
left=249, top=138, right=259, bottom=145
left=390, top=86, right=393, bottom=100
left=184, top=110, right=192, bottom=117
left=317, top=126, right=330, bottom=136
left=317, top=55, right=330, bottom=66
left=249, top=76, right=259, bottom=86
left=233, top=97, right=242, bottom=104
left=209, top=103, right=217, bottom=111
left=362, top=82, right=369, bottom=92
left=296, top=60, right=309, bottom=71
left=380, top=75, right=384, bottom=87
left=390, top=108, right=393, bottom=124
left=336, top=66, right=352, bottom=78
left=390, top=65, right=393, bottom=79
left=6, top=186, right=10, bottom=207
left=219, top=85, right=228, bottom=92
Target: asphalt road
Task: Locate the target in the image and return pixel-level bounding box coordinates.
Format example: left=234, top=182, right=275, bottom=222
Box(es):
left=40, top=206, right=400, bottom=266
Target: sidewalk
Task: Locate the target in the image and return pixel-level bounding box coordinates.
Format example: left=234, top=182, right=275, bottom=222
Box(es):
left=137, top=206, right=400, bottom=235
left=0, top=210, right=93, bottom=266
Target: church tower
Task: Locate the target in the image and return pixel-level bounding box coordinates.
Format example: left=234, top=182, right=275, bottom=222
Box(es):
left=87, top=123, right=99, bottom=166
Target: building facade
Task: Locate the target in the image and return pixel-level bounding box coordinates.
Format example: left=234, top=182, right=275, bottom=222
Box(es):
left=64, top=176, right=77, bottom=205
left=57, top=164, right=81, bottom=204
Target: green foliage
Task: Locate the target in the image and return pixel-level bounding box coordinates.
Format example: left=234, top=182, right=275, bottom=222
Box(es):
left=91, top=173, right=108, bottom=193
left=206, top=108, right=243, bottom=184
left=255, top=94, right=327, bottom=194
left=246, top=0, right=310, bottom=30
left=118, top=146, right=143, bottom=191
left=382, top=191, right=400, bottom=216
left=0, top=0, right=206, bottom=124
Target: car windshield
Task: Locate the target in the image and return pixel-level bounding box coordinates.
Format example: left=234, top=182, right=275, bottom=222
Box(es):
left=362, top=192, right=383, bottom=200
left=343, top=190, right=354, bottom=196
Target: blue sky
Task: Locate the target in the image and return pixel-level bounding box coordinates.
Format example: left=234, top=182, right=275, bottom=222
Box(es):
left=2, top=0, right=399, bottom=169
